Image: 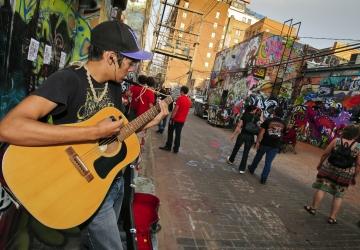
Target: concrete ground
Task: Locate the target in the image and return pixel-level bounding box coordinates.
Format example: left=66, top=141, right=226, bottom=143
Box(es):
left=139, top=111, right=360, bottom=250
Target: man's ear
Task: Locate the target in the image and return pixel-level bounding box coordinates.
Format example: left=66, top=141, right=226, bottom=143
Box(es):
left=104, top=51, right=114, bottom=65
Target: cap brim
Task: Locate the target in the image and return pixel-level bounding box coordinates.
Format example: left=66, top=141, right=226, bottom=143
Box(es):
left=120, top=51, right=152, bottom=60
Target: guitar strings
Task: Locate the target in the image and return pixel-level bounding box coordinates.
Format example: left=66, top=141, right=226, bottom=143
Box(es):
left=61, top=62, right=174, bottom=163
left=79, top=97, right=172, bottom=161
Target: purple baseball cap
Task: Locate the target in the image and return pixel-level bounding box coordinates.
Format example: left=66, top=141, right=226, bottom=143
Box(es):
left=91, top=20, right=152, bottom=61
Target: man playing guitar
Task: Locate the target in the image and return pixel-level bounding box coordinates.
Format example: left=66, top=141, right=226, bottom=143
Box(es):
left=0, top=21, right=168, bottom=249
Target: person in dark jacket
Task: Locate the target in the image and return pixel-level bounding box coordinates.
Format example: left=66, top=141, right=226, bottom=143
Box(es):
left=227, top=105, right=259, bottom=174
left=248, top=107, right=286, bottom=184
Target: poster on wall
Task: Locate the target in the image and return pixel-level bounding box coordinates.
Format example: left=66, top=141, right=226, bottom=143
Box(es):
left=27, top=38, right=40, bottom=62
left=59, top=51, right=67, bottom=68
left=43, top=45, right=52, bottom=65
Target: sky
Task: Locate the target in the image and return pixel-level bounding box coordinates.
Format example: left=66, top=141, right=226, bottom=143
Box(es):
left=248, top=0, right=360, bottom=49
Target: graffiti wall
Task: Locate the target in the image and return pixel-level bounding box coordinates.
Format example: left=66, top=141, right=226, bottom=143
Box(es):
left=0, top=0, right=91, bottom=119
left=207, top=30, right=357, bottom=139
left=287, top=68, right=360, bottom=147
left=0, top=0, right=93, bottom=248
left=209, top=32, right=305, bottom=118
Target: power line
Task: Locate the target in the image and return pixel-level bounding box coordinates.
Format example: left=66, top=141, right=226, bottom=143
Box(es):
left=299, top=36, right=360, bottom=42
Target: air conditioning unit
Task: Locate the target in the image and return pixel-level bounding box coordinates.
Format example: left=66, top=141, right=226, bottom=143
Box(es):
left=349, top=53, right=360, bottom=65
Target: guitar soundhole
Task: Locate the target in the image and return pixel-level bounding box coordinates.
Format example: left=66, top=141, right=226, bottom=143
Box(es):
left=94, top=141, right=127, bottom=179
left=98, top=136, right=120, bottom=155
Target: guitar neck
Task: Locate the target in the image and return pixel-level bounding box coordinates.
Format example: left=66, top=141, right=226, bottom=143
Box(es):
left=118, top=96, right=172, bottom=141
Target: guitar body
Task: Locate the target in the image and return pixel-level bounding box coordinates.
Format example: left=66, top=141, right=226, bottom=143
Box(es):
left=2, top=107, right=140, bottom=229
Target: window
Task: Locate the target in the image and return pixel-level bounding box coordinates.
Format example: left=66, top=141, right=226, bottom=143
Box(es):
left=215, top=12, right=220, bottom=19
left=213, top=22, right=218, bottom=29
left=182, top=12, right=187, bottom=18
left=247, top=19, right=252, bottom=24
left=208, top=42, right=213, bottom=48
left=235, top=29, right=241, bottom=36
left=242, top=17, right=246, bottom=22
left=178, top=32, right=183, bottom=38
left=207, top=52, right=211, bottom=58
left=221, top=34, right=224, bottom=39
left=180, top=22, right=185, bottom=30
left=184, top=1, right=189, bottom=8
left=211, top=32, right=216, bottom=38
left=234, top=39, right=238, bottom=44
left=204, top=62, right=209, bottom=67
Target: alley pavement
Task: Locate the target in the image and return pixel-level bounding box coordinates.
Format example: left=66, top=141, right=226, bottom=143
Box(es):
left=141, top=111, right=360, bottom=250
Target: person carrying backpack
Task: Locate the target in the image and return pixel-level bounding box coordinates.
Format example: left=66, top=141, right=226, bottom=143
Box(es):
left=304, top=124, right=360, bottom=224
left=226, top=105, right=260, bottom=174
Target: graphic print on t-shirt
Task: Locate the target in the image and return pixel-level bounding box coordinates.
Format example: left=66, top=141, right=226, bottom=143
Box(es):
left=267, top=121, right=285, bottom=138
left=77, top=88, right=115, bottom=122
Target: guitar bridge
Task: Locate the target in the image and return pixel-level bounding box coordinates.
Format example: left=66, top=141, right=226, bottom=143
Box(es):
left=65, top=147, right=94, bottom=182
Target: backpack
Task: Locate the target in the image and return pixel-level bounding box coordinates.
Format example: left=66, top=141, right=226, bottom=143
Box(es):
left=244, top=116, right=260, bottom=135
left=328, top=138, right=357, bottom=169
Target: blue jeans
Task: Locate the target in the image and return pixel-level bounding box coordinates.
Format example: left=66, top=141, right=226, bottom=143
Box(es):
left=81, top=177, right=125, bottom=250
left=158, top=115, right=168, bottom=132
left=248, top=145, right=279, bottom=181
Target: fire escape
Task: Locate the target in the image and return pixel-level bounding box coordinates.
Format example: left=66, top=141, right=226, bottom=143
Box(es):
left=271, top=19, right=301, bottom=97
left=149, top=0, right=203, bottom=85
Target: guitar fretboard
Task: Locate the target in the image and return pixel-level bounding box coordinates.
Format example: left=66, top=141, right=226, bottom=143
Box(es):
left=118, top=96, right=172, bottom=141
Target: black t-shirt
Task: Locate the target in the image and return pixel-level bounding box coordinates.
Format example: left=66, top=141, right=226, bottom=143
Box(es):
left=32, top=66, right=123, bottom=124
left=240, top=112, right=259, bottom=135
left=260, top=117, right=286, bottom=148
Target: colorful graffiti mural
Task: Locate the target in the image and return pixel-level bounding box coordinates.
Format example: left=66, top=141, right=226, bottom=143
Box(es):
left=207, top=29, right=358, bottom=139
left=0, top=0, right=91, bottom=119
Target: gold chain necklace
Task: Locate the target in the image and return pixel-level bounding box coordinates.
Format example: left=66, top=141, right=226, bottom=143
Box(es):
left=83, top=64, right=108, bottom=103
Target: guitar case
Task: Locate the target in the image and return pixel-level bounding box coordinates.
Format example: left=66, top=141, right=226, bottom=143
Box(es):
left=132, top=192, right=160, bottom=250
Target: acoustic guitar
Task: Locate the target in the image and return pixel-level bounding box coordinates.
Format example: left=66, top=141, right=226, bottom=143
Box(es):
left=2, top=96, right=172, bottom=229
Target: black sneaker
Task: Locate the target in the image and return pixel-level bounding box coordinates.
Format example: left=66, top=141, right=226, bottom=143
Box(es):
left=159, top=146, right=171, bottom=151
left=226, top=156, right=234, bottom=165
left=248, top=165, right=254, bottom=174
left=260, top=178, right=266, bottom=184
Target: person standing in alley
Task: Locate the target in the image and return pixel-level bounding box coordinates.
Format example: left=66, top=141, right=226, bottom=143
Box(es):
left=159, top=85, right=192, bottom=153
left=129, top=75, right=155, bottom=117
left=156, top=87, right=172, bottom=134
left=227, top=105, right=260, bottom=174
left=248, top=107, right=286, bottom=184
left=304, top=124, right=360, bottom=224
left=128, top=75, right=156, bottom=148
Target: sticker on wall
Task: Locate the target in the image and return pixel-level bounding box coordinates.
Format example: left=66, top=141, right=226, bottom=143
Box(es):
left=59, top=51, right=67, bottom=68
left=43, top=45, right=52, bottom=65
left=27, top=38, right=40, bottom=62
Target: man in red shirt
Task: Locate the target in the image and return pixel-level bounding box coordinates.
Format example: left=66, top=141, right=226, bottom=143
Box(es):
left=129, top=75, right=155, bottom=116
left=159, top=86, right=192, bottom=153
